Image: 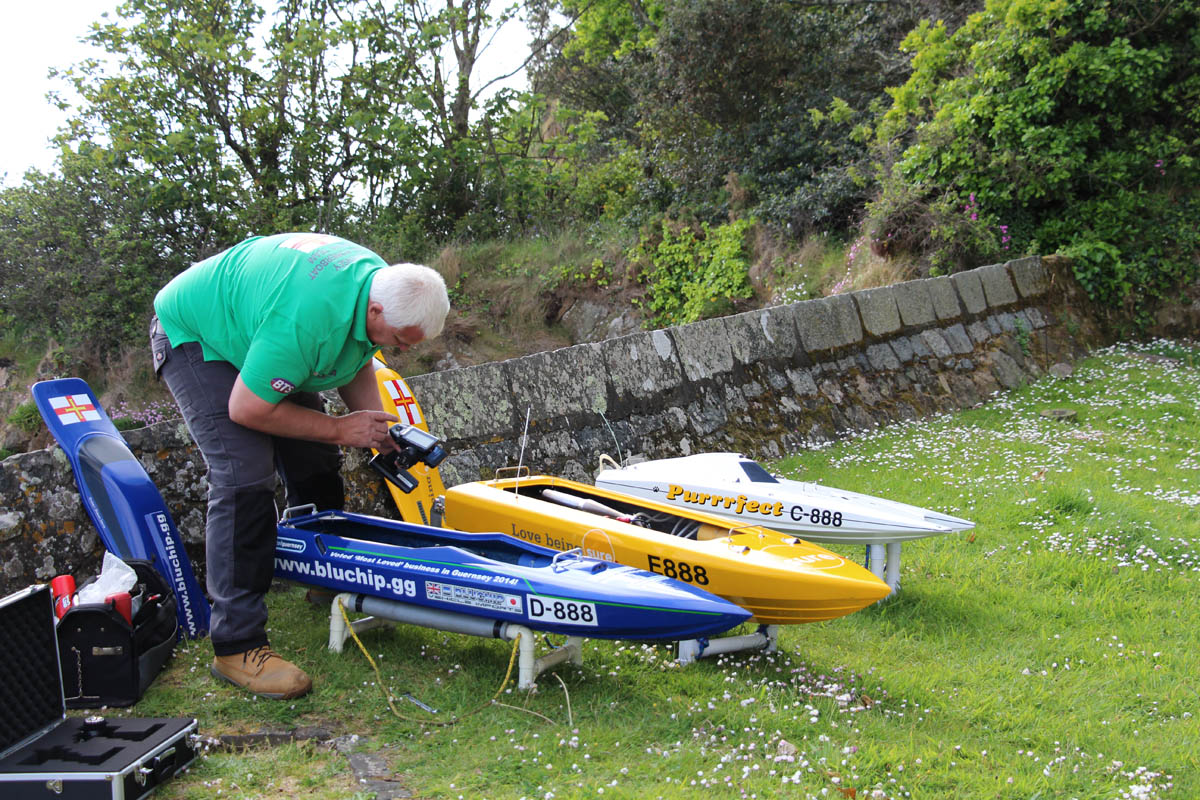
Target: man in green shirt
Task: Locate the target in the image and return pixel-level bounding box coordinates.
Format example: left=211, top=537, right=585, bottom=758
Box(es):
left=151, top=233, right=449, bottom=699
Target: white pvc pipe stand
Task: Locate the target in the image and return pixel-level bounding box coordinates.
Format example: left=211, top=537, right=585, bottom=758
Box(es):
left=867, top=544, right=886, bottom=579
left=677, top=624, right=779, bottom=665
left=328, top=593, right=584, bottom=690
left=865, top=542, right=902, bottom=596
left=519, top=628, right=584, bottom=691
left=884, top=542, right=902, bottom=592
left=329, top=607, right=393, bottom=647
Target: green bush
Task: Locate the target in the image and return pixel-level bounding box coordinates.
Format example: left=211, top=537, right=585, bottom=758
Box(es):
left=6, top=401, right=42, bottom=434
left=865, top=181, right=1004, bottom=274
left=631, top=217, right=754, bottom=326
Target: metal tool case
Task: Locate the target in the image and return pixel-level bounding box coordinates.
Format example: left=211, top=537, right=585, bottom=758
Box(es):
left=0, top=585, right=198, bottom=799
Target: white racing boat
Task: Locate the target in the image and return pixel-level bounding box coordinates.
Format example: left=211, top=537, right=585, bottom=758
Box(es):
left=594, top=453, right=974, bottom=590
left=595, top=453, right=974, bottom=543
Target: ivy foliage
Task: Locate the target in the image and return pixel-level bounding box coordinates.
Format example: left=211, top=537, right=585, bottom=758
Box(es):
left=871, top=0, right=1200, bottom=312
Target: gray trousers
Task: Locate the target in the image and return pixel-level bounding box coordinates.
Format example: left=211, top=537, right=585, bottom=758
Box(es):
left=151, top=318, right=344, bottom=655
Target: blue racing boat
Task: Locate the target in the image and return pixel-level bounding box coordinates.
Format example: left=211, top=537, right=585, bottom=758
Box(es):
left=275, top=508, right=751, bottom=640
left=31, top=378, right=210, bottom=639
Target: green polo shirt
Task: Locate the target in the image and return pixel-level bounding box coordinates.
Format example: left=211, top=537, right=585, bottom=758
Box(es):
left=154, top=233, right=385, bottom=402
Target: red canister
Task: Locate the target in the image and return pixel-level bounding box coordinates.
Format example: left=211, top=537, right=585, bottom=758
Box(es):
left=106, top=592, right=133, bottom=625
left=51, top=574, right=76, bottom=618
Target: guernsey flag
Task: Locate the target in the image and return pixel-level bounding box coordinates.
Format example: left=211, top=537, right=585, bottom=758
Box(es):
left=50, top=394, right=101, bottom=425
left=384, top=379, right=423, bottom=426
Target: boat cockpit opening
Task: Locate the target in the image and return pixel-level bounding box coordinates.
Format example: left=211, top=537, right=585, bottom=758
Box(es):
left=523, top=485, right=708, bottom=540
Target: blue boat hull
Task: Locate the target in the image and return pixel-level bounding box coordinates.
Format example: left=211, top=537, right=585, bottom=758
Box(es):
left=275, top=510, right=751, bottom=640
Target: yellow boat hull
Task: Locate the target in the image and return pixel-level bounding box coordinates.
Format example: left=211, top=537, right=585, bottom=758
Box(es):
left=442, top=476, right=891, bottom=625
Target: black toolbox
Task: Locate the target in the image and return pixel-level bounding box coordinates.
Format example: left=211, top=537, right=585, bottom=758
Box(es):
left=0, top=584, right=199, bottom=799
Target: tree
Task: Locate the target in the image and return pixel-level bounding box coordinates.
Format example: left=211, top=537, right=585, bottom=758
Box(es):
left=3, top=0, right=554, bottom=355
left=643, top=0, right=979, bottom=228
left=530, top=0, right=980, bottom=231
left=56, top=0, right=421, bottom=237
left=362, top=0, right=530, bottom=233
left=0, top=147, right=194, bottom=352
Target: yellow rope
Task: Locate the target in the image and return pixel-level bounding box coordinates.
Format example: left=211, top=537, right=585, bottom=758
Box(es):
left=336, top=598, right=522, bottom=726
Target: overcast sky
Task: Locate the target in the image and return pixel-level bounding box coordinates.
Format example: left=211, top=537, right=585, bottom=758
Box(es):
left=1, top=2, right=117, bottom=186
left=2, top=3, right=532, bottom=188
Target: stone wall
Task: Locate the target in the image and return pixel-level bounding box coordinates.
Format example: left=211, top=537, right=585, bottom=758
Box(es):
left=0, top=256, right=1101, bottom=595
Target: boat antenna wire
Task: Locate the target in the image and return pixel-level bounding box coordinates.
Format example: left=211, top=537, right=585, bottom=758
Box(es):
left=599, top=411, right=624, bottom=465
left=516, top=406, right=532, bottom=496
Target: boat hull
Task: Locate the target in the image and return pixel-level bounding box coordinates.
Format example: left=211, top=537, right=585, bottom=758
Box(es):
left=441, top=477, right=892, bottom=625
left=31, top=377, right=210, bottom=639
left=274, top=510, right=750, bottom=640
left=595, top=453, right=974, bottom=545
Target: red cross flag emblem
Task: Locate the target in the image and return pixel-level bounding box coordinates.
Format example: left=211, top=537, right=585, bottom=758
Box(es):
left=384, top=379, right=423, bottom=426
left=49, top=394, right=101, bottom=425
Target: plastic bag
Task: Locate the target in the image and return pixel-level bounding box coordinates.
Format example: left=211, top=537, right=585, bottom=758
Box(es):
left=75, top=551, right=138, bottom=605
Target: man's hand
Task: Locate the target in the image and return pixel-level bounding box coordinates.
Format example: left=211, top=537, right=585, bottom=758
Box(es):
left=229, top=376, right=398, bottom=447
left=335, top=361, right=404, bottom=450
left=336, top=410, right=401, bottom=450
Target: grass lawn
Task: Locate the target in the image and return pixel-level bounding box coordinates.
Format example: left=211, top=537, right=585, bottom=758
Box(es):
left=118, top=340, right=1199, bottom=799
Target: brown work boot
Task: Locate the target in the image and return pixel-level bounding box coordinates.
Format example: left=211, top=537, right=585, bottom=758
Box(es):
left=211, top=646, right=312, bottom=700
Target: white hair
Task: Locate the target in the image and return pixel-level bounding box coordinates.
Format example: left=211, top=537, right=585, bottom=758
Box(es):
left=368, top=263, right=450, bottom=338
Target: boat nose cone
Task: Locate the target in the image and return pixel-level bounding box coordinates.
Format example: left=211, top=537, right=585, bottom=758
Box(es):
left=929, top=514, right=975, bottom=532
left=841, top=560, right=891, bottom=593
left=674, top=583, right=754, bottom=635
left=863, top=574, right=892, bottom=602
left=722, top=604, right=754, bottom=626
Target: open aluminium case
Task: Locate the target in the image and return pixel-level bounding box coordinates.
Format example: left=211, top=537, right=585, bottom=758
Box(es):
left=0, top=585, right=198, bottom=800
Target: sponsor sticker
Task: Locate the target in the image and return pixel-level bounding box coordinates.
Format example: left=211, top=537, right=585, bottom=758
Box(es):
left=144, top=511, right=200, bottom=637
left=426, top=581, right=523, bottom=615
left=270, top=377, right=297, bottom=394
left=277, top=537, right=306, bottom=554
left=279, top=233, right=338, bottom=253
left=760, top=546, right=847, bottom=569
left=665, top=483, right=785, bottom=518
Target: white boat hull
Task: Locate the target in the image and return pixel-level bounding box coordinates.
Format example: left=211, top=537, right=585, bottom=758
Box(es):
left=595, top=453, right=974, bottom=546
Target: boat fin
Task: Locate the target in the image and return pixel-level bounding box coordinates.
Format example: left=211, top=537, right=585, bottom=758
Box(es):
left=31, top=377, right=211, bottom=639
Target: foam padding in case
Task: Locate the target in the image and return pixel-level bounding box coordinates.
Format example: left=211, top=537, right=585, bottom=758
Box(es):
left=0, top=587, right=63, bottom=756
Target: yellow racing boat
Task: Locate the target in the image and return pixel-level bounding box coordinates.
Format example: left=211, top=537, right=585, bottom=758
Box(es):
left=440, top=474, right=891, bottom=625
